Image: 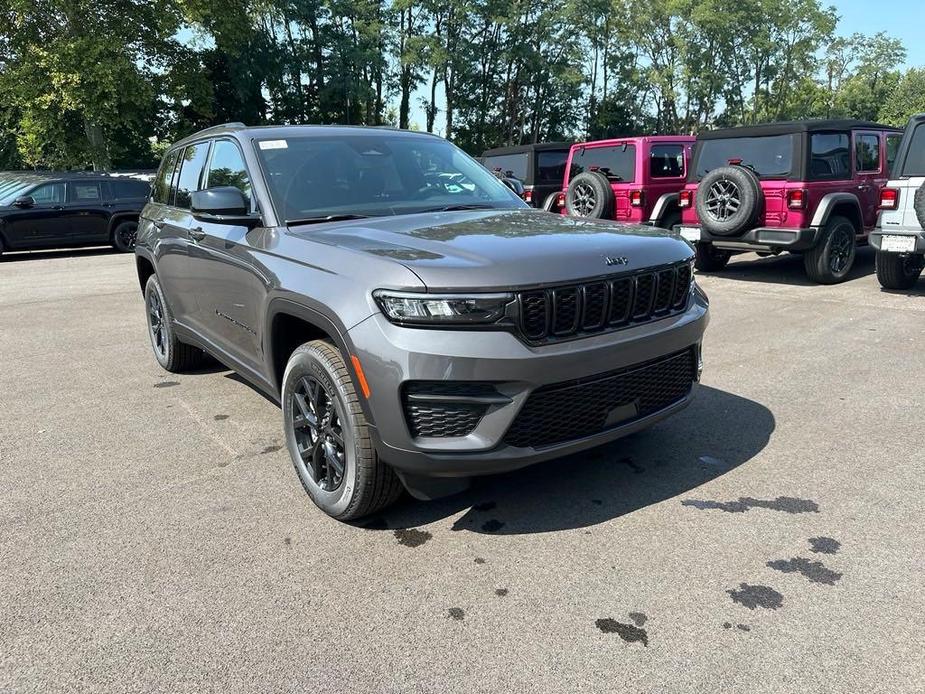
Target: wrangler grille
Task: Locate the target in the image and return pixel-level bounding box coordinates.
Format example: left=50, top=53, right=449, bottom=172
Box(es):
left=515, top=261, right=692, bottom=344
left=503, top=348, right=697, bottom=448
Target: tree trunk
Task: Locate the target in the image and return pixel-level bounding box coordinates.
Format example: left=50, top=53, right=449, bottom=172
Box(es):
left=84, top=119, right=110, bottom=171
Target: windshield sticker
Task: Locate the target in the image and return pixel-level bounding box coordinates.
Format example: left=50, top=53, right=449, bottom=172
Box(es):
left=258, top=140, right=288, bottom=150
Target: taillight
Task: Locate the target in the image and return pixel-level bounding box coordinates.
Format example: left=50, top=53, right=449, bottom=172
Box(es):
left=679, top=190, right=693, bottom=208
left=524, top=189, right=533, bottom=203
left=556, top=192, right=566, bottom=208
left=787, top=189, right=807, bottom=209
left=879, top=187, right=900, bottom=210
left=630, top=190, right=644, bottom=207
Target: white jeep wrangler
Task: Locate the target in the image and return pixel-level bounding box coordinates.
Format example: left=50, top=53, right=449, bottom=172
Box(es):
left=871, top=113, right=925, bottom=289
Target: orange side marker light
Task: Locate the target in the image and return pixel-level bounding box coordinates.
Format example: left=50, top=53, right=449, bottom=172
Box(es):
left=350, top=355, right=371, bottom=399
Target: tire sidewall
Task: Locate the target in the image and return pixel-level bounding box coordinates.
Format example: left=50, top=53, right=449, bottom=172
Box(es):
left=696, top=166, right=761, bottom=236
left=566, top=172, right=613, bottom=219
left=144, top=275, right=174, bottom=369
left=914, top=183, right=925, bottom=230
left=282, top=346, right=360, bottom=517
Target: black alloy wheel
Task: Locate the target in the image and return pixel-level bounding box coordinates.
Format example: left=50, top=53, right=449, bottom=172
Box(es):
left=290, top=374, right=347, bottom=492
left=704, top=179, right=741, bottom=222
left=827, top=224, right=853, bottom=275
left=147, top=287, right=168, bottom=361
left=113, top=221, right=139, bottom=252
left=571, top=181, right=598, bottom=217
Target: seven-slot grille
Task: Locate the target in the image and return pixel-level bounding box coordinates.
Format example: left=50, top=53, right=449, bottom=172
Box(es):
left=503, top=348, right=697, bottom=448
left=517, top=261, right=692, bottom=343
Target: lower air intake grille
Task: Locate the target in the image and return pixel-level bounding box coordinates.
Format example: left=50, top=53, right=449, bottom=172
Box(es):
left=503, top=348, right=697, bottom=448
left=402, top=382, right=495, bottom=438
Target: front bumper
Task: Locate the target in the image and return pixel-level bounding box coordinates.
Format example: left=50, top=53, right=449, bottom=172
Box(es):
left=347, top=292, right=709, bottom=478
left=869, top=227, right=925, bottom=254
left=690, top=225, right=821, bottom=251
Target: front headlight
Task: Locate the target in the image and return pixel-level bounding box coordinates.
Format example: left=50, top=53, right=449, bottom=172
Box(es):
left=373, top=290, right=514, bottom=326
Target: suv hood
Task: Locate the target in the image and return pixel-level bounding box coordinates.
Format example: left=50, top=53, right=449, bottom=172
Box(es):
left=291, top=209, right=692, bottom=290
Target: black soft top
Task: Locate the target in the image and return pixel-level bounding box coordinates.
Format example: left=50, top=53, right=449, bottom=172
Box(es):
left=481, top=142, right=573, bottom=157
left=699, top=119, right=901, bottom=140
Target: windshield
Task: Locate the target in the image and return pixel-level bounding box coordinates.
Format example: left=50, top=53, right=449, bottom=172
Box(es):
left=569, top=144, right=636, bottom=182
left=254, top=134, right=525, bottom=223
left=0, top=180, right=37, bottom=206
left=694, top=134, right=795, bottom=180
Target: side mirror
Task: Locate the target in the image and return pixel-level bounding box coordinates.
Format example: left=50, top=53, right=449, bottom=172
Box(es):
left=13, top=195, right=35, bottom=208
left=502, top=177, right=525, bottom=197
left=191, top=187, right=260, bottom=226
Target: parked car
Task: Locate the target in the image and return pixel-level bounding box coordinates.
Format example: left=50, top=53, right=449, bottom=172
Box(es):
left=480, top=142, right=572, bottom=211
left=870, top=113, right=925, bottom=289
left=136, top=123, right=710, bottom=520
left=0, top=171, right=151, bottom=256
left=677, top=119, right=902, bottom=283
left=560, top=136, right=695, bottom=231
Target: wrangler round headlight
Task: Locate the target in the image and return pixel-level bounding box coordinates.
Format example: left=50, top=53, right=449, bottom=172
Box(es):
left=373, top=290, right=513, bottom=325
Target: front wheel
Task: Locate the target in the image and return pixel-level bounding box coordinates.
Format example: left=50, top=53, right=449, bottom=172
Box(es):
left=803, top=215, right=857, bottom=284
left=282, top=340, right=403, bottom=520
left=876, top=252, right=923, bottom=289
left=693, top=242, right=730, bottom=271
left=112, top=221, right=139, bottom=252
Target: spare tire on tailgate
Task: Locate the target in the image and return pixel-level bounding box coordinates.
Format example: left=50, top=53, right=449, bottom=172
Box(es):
left=565, top=171, right=614, bottom=219
left=696, top=165, right=762, bottom=236
left=913, top=181, right=925, bottom=230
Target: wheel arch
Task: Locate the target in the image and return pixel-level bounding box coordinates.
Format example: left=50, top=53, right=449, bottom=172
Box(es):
left=810, top=193, right=863, bottom=232
left=649, top=192, right=680, bottom=225
left=108, top=212, right=140, bottom=238
left=135, top=253, right=155, bottom=294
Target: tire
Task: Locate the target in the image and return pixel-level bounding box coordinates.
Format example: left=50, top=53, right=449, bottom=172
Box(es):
left=876, top=251, right=923, bottom=289
left=112, top=220, right=139, bottom=252
left=144, top=274, right=206, bottom=372
left=282, top=340, right=403, bottom=521
left=695, top=165, right=762, bottom=236
left=693, top=242, right=731, bottom=271
left=565, top=171, right=614, bottom=219
left=914, top=182, right=925, bottom=230
left=661, top=211, right=681, bottom=232
left=803, top=215, right=857, bottom=284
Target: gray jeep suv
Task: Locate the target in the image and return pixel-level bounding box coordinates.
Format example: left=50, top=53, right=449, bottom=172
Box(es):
left=135, top=124, right=709, bottom=520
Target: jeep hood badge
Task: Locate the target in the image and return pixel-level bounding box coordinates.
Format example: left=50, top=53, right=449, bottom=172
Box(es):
left=604, top=255, right=629, bottom=266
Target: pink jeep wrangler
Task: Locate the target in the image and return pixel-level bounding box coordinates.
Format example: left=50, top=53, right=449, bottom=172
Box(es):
left=678, top=120, right=902, bottom=284
left=560, top=136, right=695, bottom=229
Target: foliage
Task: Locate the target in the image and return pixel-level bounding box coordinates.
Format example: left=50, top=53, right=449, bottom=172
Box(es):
left=0, top=0, right=923, bottom=169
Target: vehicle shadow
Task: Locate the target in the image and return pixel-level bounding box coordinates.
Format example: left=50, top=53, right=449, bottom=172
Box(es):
left=696, top=247, right=876, bottom=286
left=360, top=385, right=775, bottom=535
left=0, top=246, right=120, bottom=262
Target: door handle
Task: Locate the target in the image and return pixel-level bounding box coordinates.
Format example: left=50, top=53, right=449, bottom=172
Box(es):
left=188, top=227, right=206, bottom=241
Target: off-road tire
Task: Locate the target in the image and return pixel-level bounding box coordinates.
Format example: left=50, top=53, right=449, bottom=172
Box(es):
left=913, top=181, right=925, bottom=230
left=693, top=242, right=731, bottom=271
left=282, top=340, right=403, bottom=521
left=112, top=220, right=139, bottom=252
left=876, top=251, right=923, bottom=289
left=565, top=171, right=614, bottom=219
left=803, top=215, right=857, bottom=284
left=144, top=274, right=206, bottom=372
left=696, top=165, right=762, bottom=236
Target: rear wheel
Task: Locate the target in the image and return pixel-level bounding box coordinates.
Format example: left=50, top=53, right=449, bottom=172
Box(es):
left=112, top=221, right=138, bottom=252
left=693, top=242, right=730, bottom=271
left=144, top=274, right=206, bottom=372
left=282, top=340, right=403, bottom=521
left=876, top=252, right=923, bottom=289
left=803, top=215, right=856, bottom=284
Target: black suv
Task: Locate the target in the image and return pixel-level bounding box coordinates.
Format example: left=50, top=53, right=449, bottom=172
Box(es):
left=137, top=124, right=708, bottom=521
left=0, top=172, right=151, bottom=257
left=480, top=142, right=572, bottom=211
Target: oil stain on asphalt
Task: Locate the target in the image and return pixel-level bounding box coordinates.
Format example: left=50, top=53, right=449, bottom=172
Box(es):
left=153, top=381, right=179, bottom=388
left=596, top=618, right=648, bottom=646
left=260, top=444, right=282, bottom=454
left=681, top=496, right=819, bottom=514
left=495, top=588, right=508, bottom=597
left=619, top=457, right=645, bottom=474
left=214, top=414, right=229, bottom=421
left=393, top=528, right=432, bottom=547
left=727, top=583, right=784, bottom=610
left=448, top=608, right=465, bottom=621
left=767, top=557, right=842, bottom=585
left=628, top=612, right=648, bottom=627
left=809, top=536, right=841, bottom=554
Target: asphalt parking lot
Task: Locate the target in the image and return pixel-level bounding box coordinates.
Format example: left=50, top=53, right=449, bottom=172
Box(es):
left=1, top=246, right=923, bottom=693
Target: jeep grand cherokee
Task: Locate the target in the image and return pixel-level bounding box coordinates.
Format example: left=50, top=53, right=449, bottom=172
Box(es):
left=135, top=124, right=710, bottom=520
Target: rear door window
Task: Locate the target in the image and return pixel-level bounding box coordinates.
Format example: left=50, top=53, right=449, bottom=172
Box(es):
left=111, top=180, right=151, bottom=199
left=570, top=144, right=636, bottom=182
left=900, top=124, right=925, bottom=176
left=69, top=181, right=103, bottom=202
left=482, top=153, right=529, bottom=181
left=174, top=142, right=211, bottom=209
left=153, top=150, right=179, bottom=204
left=808, top=133, right=850, bottom=180
left=649, top=144, right=685, bottom=178
left=886, top=134, right=902, bottom=174
left=30, top=182, right=66, bottom=204
left=536, top=150, right=569, bottom=183
left=855, top=133, right=880, bottom=173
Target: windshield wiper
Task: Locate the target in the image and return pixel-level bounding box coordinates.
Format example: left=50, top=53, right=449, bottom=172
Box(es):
left=419, top=203, right=497, bottom=213
left=286, top=214, right=370, bottom=226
